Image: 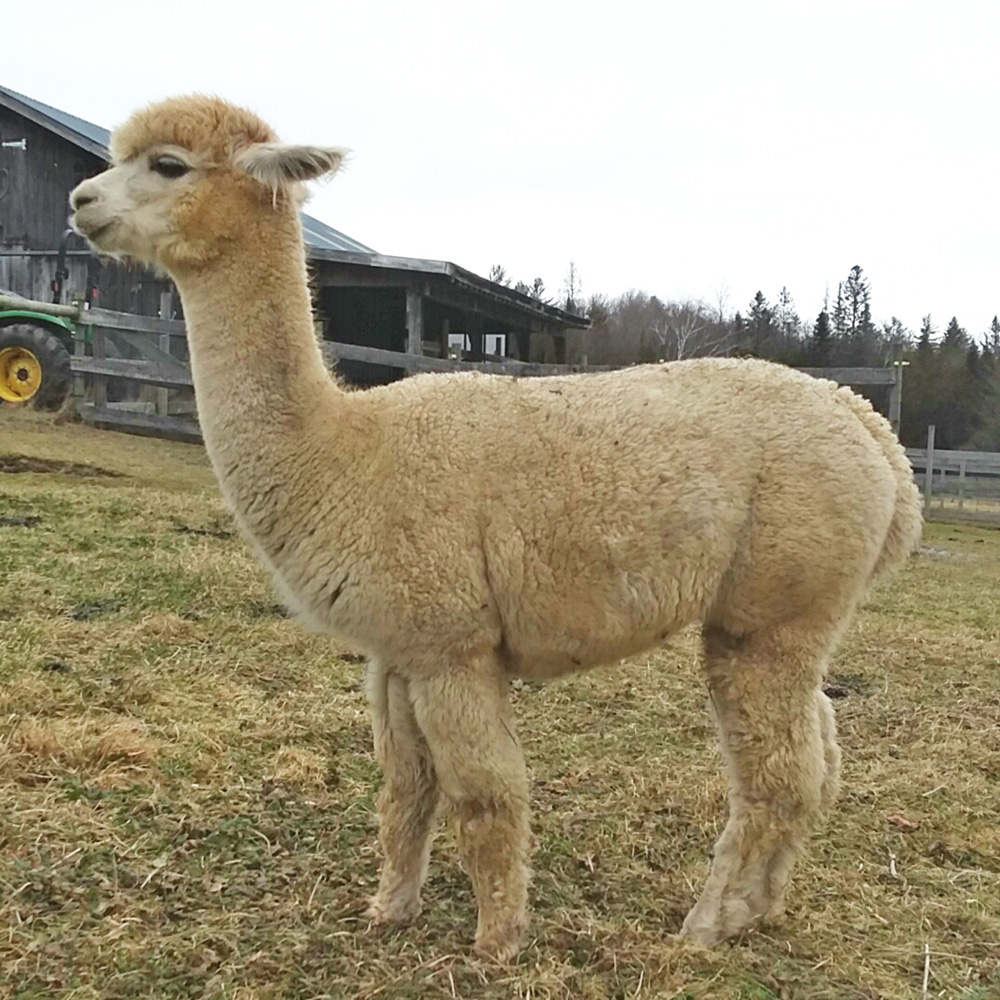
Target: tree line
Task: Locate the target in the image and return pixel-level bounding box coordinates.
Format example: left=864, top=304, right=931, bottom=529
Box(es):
left=491, top=261, right=999, bottom=451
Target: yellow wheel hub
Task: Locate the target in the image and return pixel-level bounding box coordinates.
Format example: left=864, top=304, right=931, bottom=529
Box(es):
left=0, top=346, right=44, bottom=403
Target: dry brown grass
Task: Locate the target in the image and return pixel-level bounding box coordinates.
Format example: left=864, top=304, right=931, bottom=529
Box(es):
left=1, top=408, right=998, bottom=999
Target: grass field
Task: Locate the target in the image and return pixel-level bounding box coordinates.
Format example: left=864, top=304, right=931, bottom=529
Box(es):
left=1, top=411, right=998, bottom=1000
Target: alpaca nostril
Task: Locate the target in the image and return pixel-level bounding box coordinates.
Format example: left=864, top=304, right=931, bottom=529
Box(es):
left=71, top=190, right=96, bottom=210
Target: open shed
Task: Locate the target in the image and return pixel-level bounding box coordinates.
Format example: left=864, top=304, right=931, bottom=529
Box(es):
left=0, top=84, right=587, bottom=384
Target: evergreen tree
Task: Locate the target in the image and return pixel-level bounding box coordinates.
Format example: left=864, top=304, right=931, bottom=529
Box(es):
left=775, top=286, right=801, bottom=358
left=840, top=265, right=877, bottom=364
left=832, top=282, right=846, bottom=338
left=809, top=310, right=832, bottom=366
left=745, top=291, right=776, bottom=356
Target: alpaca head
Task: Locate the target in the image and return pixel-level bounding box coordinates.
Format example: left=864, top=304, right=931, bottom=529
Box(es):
left=70, top=95, right=346, bottom=271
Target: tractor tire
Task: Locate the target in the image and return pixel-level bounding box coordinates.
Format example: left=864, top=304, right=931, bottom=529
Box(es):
left=0, top=325, right=73, bottom=410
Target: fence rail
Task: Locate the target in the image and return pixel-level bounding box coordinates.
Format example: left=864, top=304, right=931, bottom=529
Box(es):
left=907, top=427, right=1000, bottom=522
left=2, top=297, right=915, bottom=463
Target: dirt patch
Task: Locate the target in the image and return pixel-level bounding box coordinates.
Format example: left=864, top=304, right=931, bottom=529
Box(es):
left=0, top=453, right=123, bottom=478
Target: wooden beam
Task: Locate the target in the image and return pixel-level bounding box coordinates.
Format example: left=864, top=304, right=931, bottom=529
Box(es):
left=320, top=340, right=611, bottom=376
left=405, top=288, right=423, bottom=357
left=71, top=357, right=193, bottom=388
left=79, top=404, right=202, bottom=442
left=100, top=328, right=191, bottom=379
left=92, top=326, right=107, bottom=408
left=84, top=307, right=186, bottom=338
left=798, top=366, right=897, bottom=385
left=0, top=293, right=79, bottom=319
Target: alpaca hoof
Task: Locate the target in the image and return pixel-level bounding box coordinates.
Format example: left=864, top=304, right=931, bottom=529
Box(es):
left=676, top=917, right=725, bottom=949
left=473, top=926, right=523, bottom=963
left=678, top=894, right=752, bottom=947
left=366, top=893, right=422, bottom=926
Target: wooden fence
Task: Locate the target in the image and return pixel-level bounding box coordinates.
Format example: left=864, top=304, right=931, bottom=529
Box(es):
left=2, top=296, right=906, bottom=448
left=907, top=425, right=1000, bottom=523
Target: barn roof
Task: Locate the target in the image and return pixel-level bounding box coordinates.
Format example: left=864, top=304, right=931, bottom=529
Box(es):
left=0, top=83, right=375, bottom=255
left=0, top=84, right=587, bottom=329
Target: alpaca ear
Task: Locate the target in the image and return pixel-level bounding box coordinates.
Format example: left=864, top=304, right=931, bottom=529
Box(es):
left=235, top=143, right=348, bottom=186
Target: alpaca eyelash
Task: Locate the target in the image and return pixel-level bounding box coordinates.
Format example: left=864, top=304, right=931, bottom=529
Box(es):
left=152, top=157, right=191, bottom=179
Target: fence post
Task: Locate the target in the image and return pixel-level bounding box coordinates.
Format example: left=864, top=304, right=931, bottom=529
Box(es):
left=73, top=321, right=86, bottom=400
left=958, top=456, right=966, bottom=510
left=92, top=325, right=107, bottom=409
left=888, top=362, right=904, bottom=435
left=156, top=291, right=173, bottom=416
left=924, top=424, right=935, bottom=513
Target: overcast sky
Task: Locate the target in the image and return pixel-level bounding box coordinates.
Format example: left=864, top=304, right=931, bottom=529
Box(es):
left=5, top=0, right=999, bottom=336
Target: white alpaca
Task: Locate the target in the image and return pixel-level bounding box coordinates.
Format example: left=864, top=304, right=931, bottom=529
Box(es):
left=70, top=96, right=922, bottom=961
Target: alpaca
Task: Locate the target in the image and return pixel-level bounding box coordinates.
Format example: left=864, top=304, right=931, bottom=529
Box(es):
left=70, top=96, right=922, bottom=961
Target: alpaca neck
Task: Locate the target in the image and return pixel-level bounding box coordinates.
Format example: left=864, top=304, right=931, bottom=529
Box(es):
left=171, top=213, right=365, bottom=540
left=176, top=215, right=335, bottom=431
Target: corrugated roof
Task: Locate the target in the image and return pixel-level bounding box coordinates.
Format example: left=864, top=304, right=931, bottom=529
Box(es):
left=0, top=83, right=111, bottom=154
left=0, top=84, right=587, bottom=329
left=0, top=83, right=376, bottom=255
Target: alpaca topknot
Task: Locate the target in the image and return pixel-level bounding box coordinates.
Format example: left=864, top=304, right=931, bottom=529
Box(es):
left=110, top=95, right=278, bottom=164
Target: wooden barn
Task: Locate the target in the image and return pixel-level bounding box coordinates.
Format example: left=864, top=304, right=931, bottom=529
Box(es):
left=0, top=84, right=587, bottom=384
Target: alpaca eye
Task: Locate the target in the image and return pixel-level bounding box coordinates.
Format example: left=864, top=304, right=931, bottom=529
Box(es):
left=152, top=156, right=191, bottom=179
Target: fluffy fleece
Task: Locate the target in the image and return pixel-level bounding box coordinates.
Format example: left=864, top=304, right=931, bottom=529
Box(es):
left=70, top=95, right=923, bottom=961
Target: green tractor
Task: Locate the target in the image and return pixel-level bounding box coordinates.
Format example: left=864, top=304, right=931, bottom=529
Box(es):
left=0, top=231, right=96, bottom=410
left=0, top=300, right=76, bottom=409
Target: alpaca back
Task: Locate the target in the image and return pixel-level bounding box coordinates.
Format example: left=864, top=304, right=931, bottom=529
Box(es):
left=833, top=386, right=922, bottom=581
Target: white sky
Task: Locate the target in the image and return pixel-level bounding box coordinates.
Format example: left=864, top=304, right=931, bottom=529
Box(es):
left=5, top=0, right=999, bottom=336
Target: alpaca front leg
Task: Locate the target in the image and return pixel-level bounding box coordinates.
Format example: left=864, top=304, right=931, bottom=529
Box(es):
left=366, top=663, right=439, bottom=925
left=410, top=663, right=530, bottom=961
left=680, top=625, right=832, bottom=946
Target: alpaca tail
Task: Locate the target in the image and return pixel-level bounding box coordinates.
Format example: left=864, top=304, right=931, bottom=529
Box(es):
left=835, top=386, right=923, bottom=581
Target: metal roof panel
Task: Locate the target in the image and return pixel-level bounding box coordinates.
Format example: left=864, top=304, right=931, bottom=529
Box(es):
left=0, top=84, right=375, bottom=254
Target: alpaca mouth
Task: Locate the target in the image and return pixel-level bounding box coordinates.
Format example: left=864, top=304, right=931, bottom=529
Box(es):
left=73, top=218, right=115, bottom=248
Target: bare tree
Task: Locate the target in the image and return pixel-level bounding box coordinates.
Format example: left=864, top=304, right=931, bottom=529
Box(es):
left=561, top=261, right=583, bottom=315
left=652, top=299, right=734, bottom=360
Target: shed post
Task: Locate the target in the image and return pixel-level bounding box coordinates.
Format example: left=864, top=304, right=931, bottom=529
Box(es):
left=405, top=288, right=423, bottom=367
left=439, top=317, right=450, bottom=360
left=924, top=424, right=935, bottom=513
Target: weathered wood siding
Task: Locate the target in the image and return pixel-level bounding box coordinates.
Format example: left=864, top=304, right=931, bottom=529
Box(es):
left=0, top=106, right=92, bottom=248
left=0, top=104, right=173, bottom=316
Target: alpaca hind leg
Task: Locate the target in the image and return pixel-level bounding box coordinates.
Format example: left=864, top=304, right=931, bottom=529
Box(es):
left=817, top=689, right=841, bottom=813
left=366, top=662, right=439, bottom=925
left=409, top=661, right=530, bottom=962
left=680, top=624, right=832, bottom=946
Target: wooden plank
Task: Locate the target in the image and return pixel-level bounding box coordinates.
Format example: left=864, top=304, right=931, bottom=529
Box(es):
left=100, top=328, right=191, bottom=379
left=887, top=364, right=902, bottom=433
left=156, top=290, right=174, bottom=417
left=405, top=288, right=423, bottom=357
left=71, top=357, right=193, bottom=388
left=319, top=342, right=904, bottom=384
left=319, top=340, right=611, bottom=376
left=92, top=327, right=107, bottom=408
left=924, top=425, right=936, bottom=511
left=908, top=458, right=1000, bottom=475
left=79, top=404, right=202, bottom=441
left=798, top=367, right=897, bottom=385
left=0, top=293, right=79, bottom=319
left=84, top=306, right=186, bottom=337
left=907, top=447, right=1000, bottom=464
